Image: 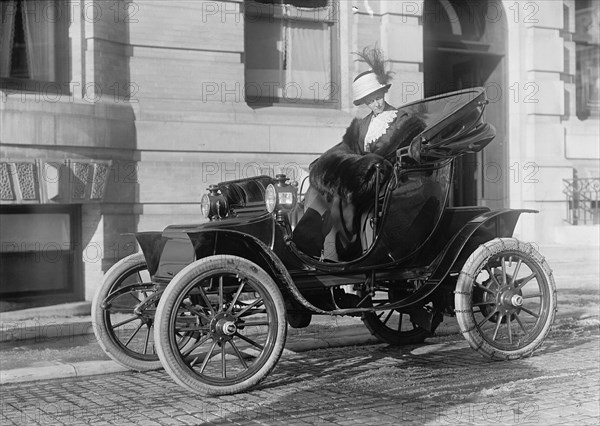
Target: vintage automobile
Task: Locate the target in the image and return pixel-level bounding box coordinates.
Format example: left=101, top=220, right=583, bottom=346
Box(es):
left=92, top=88, right=557, bottom=395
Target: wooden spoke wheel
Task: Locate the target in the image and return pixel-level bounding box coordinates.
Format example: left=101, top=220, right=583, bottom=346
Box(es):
left=92, top=253, right=162, bottom=370
left=360, top=287, right=431, bottom=345
left=455, top=238, right=557, bottom=360
left=155, top=255, right=287, bottom=395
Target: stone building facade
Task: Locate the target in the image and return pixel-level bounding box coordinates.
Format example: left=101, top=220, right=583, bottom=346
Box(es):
left=1, top=0, right=598, bottom=306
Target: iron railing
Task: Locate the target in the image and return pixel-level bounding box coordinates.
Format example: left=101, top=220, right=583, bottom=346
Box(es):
left=563, top=174, right=600, bottom=225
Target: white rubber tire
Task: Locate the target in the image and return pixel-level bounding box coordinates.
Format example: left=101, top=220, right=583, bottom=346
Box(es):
left=92, top=253, right=162, bottom=371
left=155, top=255, right=287, bottom=395
left=455, top=238, right=557, bottom=360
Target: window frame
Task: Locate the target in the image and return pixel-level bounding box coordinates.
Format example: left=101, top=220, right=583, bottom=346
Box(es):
left=243, top=0, right=341, bottom=108
left=0, top=0, right=71, bottom=95
left=573, top=1, right=600, bottom=121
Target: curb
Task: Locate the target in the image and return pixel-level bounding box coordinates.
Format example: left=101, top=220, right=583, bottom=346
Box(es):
left=0, top=332, right=378, bottom=385
left=0, top=361, right=129, bottom=385
left=1, top=302, right=93, bottom=343
left=1, top=320, right=94, bottom=343
left=0, top=302, right=91, bottom=321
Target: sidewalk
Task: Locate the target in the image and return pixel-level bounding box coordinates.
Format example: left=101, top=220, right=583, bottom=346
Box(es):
left=1, top=243, right=597, bottom=385
left=0, top=305, right=386, bottom=385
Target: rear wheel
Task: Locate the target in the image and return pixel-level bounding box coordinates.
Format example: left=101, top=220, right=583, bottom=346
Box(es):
left=455, top=238, right=557, bottom=360
left=92, top=253, right=162, bottom=371
left=155, top=255, right=287, bottom=395
left=360, top=287, right=430, bottom=345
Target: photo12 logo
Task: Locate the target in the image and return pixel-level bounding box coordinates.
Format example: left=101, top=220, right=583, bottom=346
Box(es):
left=0, top=1, right=140, bottom=24
left=200, top=81, right=339, bottom=104
left=1, top=82, right=139, bottom=104
left=401, top=401, right=539, bottom=424
left=398, top=1, right=539, bottom=24
left=201, top=161, right=308, bottom=184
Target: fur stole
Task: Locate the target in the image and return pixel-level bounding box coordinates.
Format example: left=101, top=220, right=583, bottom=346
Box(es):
left=310, top=113, right=426, bottom=208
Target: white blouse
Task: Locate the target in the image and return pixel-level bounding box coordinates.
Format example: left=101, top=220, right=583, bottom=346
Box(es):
left=364, top=109, right=397, bottom=152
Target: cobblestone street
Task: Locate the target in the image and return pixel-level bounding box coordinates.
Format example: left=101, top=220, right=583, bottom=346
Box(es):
left=2, top=319, right=598, bottom=426
left=1, top=0, right=599, bottom=425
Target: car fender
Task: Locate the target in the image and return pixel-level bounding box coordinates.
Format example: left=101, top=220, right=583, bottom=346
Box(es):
left=381, top=209, right=537, bottom=310
left=430, top=208, right=538, bottom=282
left=134, top=215, right=275, bottom=282
left=134, top=228, right=277, bottom=283
left=185, top=229, right=341, bottom=315
left=186, top=229, right=278, bottom=272
left=134, top=230, right=195, bottom=280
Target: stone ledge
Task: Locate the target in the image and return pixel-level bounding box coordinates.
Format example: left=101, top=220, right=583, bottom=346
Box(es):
left=0, top=159, right=112, bottom=204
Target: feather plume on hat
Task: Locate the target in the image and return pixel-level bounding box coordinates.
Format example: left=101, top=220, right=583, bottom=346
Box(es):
left=355, top=46, right=394, bottom=85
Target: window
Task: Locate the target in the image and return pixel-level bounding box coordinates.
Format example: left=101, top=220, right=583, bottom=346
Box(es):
left=423, top=0, right=488, bottom=43
left=0, top=204, right=81, bottom=300
left=574, top=0, right=600, bottom=120
left=244, top=0, right=339, bottom=106
left=0, top=0, right=69, bottom=92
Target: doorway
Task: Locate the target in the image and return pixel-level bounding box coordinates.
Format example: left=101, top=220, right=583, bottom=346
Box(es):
left=423, top=0, right=508, bottom=208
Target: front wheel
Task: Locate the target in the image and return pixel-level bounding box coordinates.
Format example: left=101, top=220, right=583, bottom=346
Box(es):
left=455, top=238, right=557, bottom=360
left=155, top=255, right=287, bottom=395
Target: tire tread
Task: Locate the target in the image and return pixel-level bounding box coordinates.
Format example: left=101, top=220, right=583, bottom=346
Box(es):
left=455, top=238, right=557, bottom=360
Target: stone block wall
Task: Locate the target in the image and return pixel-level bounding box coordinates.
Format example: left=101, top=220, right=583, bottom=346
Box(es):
left=5, top=0, right=596, bottom=305
left=0, top=0, right=137, bottom=302
left=353, top=0, right=424, bottom=108
left=506, top=0, right=599, bottom=243
left=127, top=0, right=354, bottom=235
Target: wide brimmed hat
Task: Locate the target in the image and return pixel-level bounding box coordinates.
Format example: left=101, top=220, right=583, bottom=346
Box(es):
left=352, top=71, right=391, bottom=106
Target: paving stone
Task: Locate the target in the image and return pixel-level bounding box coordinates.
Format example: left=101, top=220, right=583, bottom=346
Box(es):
left=1, top=332, right=598, bottom=425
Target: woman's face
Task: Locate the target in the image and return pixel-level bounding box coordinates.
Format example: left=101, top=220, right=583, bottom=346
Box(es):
left=363, top=90, right=386, bottom=115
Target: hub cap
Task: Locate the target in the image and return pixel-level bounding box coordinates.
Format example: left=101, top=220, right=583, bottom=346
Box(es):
left=210, top=313, right=238, bottom=341
left=510, top=294, right=523, bottom=307
left=497, top=287, right=523, bottom=315
left=222, top=321, right=237, bottom=335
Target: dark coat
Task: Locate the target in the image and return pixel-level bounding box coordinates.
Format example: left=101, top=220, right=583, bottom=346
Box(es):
left=310, top=108, right=426, bottom=210
left=300, top=108, right=426, bottom=260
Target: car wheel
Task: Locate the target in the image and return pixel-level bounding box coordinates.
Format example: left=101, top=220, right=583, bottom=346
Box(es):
left=360, top=287, right=430, bottom=345
left=155, top=255, right=287, bottom=395
left=455, top=238, right=557, bottom=360
left=92, top=253, right=162, bottom=371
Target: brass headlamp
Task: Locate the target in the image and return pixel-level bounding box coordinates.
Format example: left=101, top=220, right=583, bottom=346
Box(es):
left=201, top=184, right=228, bottom=220
left=265, top=174, right=297, bottom=214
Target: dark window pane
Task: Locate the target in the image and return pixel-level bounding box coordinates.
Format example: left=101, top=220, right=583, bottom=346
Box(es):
left=1, top=0, right=69, bottom=85
left=574, top=1, right=600, bottom=120
left=244, top=0, right=337, bottom=104
left=0, top=206, right=79, bottom=298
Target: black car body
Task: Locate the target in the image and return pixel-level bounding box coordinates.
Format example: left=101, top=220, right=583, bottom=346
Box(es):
left=93, top=88, right=557, bottom=395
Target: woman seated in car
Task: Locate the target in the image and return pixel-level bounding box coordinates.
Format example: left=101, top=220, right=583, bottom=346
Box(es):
left=295, top=47, right=426, bottom=261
